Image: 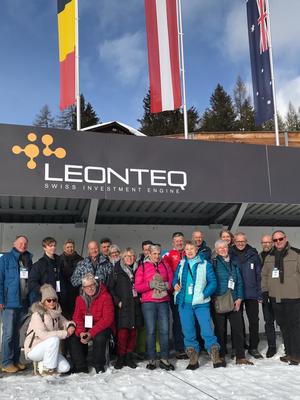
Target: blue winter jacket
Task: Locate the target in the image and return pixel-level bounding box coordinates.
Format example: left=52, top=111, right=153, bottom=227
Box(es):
left=172, top=254, right=216, bottom=307
left=231, top=245, right=262, bottom=300
left=0, top=248, right=32, bottom=308
left=213, top=256, right=244, bottom=301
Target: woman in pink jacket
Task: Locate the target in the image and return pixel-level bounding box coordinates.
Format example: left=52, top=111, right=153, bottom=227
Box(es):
left=24, top=284, right=75, bottom=376
left=134, top=244, right=174, bottom=371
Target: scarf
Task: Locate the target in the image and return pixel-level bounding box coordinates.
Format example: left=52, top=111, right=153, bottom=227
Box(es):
left=273, top=243, right=289, bottom=284
left=82, top=284, right=100, bottom=312
left=120, top=260, right=136, bottom=282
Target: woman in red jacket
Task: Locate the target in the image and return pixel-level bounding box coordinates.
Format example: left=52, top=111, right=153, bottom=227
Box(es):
left=68, top=273, right=114, bottom=373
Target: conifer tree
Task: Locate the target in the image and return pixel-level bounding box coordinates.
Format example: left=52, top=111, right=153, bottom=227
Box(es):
left=33, top=105, right=55, bottom=128
left=233, top=76, right=257, bottom=131
left=138, top=90, right=199, bottom=136
left=199, top=84, right=237, bottom=132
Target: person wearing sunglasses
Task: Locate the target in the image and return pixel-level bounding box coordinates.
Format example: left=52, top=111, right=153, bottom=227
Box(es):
left=24, top=284, right=75, bottom=376
left=262, top=230, right=300, bottom=365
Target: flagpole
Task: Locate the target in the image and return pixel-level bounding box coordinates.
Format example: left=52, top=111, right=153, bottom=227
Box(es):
left=265, top=0, right=279, bottom=146
left=75, top=0, right=81, bottom=131
left=177, top=0, right=188, bottom=140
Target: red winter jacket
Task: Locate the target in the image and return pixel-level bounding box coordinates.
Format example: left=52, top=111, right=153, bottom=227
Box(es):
left=163, top=249, right=185, bottom=272
left=73, top=284, right=114, bottom=338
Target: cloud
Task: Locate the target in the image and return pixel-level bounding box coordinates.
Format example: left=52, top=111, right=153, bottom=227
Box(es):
left=99, top=31, right=146, bottom=84
left=276, top=76, right=300, bottom=117
left=81, top=0, right=143, bottom=34
left=221, top=0, right=300, bottom=65
left=221, top=2, right=248, bottom=62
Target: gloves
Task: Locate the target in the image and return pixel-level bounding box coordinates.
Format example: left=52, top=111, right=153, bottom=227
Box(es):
left=149, top=280, right=167, bottom=291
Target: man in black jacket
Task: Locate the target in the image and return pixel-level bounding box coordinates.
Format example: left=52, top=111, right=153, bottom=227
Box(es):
left=192, top=230, right=212, bottom=261
left=260, top=235, right=277, bottom=358
left=231, top=232, right=263, bottom=359
left=28, top=237, right=65, bottom=304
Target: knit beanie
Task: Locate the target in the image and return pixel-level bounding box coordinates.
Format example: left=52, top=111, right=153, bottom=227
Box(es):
left=40, top=284, right=58, bottom=303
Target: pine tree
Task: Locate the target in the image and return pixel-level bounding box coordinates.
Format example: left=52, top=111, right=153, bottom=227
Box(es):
left=73, top=94, right=100, bottom=130
left=138, top=90, right=199, bottom=136
left=262, top=113, right=286, bottom=131
left=285, top=102, right=299, bottom=131
left=199, top=84, right=237, bottom=132
left=33, top=105, right=55, bottom=128
left=55, top=107, right=74, bottom=129
left=233, top=76, right=257, bottom=131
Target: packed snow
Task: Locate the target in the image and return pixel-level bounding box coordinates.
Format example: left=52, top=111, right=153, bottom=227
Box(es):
left=1, top=340, right=300, bottom=400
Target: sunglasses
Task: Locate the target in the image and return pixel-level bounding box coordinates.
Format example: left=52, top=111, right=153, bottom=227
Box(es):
left=273, top=237, right=285, bottom=243
left=45, top=298, right=57, bottom=303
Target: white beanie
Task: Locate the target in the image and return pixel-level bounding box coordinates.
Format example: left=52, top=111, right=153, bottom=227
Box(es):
left=40, top=284, right=58, bottom=303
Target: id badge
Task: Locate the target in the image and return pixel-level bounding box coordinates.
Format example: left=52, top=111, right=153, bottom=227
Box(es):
left=228, top=278, right=235, bottom=290
left=20, top=268, right=28, bottom=279
left=272, top=268, right=279, bottom=278
left=188, top=284, right=194, bottom=295
left=56, top=280, right=61, bottom=292
left=132, top=288, right=138, bottom=298
left=84, top=315, right=93, bottom=328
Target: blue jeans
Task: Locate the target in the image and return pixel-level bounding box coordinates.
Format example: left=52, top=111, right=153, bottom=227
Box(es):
left=142, top=302, right=170, bottom=360
left=1, top=308, right=22, bottom=367
left=179, top=303, right=218, bottom=353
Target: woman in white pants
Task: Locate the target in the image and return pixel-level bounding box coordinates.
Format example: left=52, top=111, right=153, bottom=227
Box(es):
left=24, top=284, right=75, bottom=376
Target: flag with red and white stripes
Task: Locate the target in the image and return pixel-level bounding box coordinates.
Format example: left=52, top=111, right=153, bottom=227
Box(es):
left=145, top=0, right=182, bottom=113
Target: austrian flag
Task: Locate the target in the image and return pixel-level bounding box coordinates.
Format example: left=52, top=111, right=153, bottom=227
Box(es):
left=145, top=0, right=182, bottom=113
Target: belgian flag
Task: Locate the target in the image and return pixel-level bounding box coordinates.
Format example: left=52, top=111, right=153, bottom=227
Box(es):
left=57, top=0, right=76, bottom=110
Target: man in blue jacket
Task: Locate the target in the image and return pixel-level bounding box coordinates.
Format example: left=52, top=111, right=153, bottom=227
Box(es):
left=231, top=232, right=263, bottom=359
left=0, top=235, right=32, bottom=373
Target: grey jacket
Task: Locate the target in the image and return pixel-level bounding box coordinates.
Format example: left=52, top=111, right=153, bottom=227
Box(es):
left=262, top=246, right=300, bottom=303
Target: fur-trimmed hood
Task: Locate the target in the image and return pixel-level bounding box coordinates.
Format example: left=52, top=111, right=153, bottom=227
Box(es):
left=30, top=301, right=63, bottom=320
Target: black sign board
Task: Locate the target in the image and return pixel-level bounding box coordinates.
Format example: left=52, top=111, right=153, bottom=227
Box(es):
left=0, top=123, right=296, bottom=204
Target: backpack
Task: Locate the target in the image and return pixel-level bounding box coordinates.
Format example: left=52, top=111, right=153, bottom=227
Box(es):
left=19, top=312, right=44, bottom=349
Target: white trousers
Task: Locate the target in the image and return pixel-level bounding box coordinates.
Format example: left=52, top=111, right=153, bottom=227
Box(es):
left=27, top=336, right=70, bottom=373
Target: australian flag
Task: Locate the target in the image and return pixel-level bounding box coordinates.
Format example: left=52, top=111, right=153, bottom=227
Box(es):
left=247, top=0, right=274, bottom=125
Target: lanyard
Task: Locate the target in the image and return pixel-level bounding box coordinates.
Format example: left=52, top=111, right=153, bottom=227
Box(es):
left=187, top=262, right=194, bottom=278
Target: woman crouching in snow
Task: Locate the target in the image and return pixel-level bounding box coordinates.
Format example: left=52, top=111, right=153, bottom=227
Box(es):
left=24, top=284, right=75, bottom=376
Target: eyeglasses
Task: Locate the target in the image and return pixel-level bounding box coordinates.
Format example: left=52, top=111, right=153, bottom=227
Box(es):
left=45, top=298, right=57, bottom=303
left=235, top=241, right=246, bottom=244
left=83, top=284, right=96, bottom=289
left=273, top=237, right=285, bottom=243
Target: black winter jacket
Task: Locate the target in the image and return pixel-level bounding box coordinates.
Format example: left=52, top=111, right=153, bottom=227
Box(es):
left=28, top=254, right=66, bottom=304
left=60, top=251, right=83, bottom=318
left=108, top=261, right=143, bottom=330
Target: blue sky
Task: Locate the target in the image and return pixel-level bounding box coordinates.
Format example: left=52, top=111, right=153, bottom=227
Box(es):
left=1, top=0, right=300, bottom=130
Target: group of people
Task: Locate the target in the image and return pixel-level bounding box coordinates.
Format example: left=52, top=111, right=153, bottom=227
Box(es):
left=0, top=228, right=300, bottom=376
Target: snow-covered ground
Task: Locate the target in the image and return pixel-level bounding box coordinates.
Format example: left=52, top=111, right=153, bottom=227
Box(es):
left=1, top=341, right=300, bottom=400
